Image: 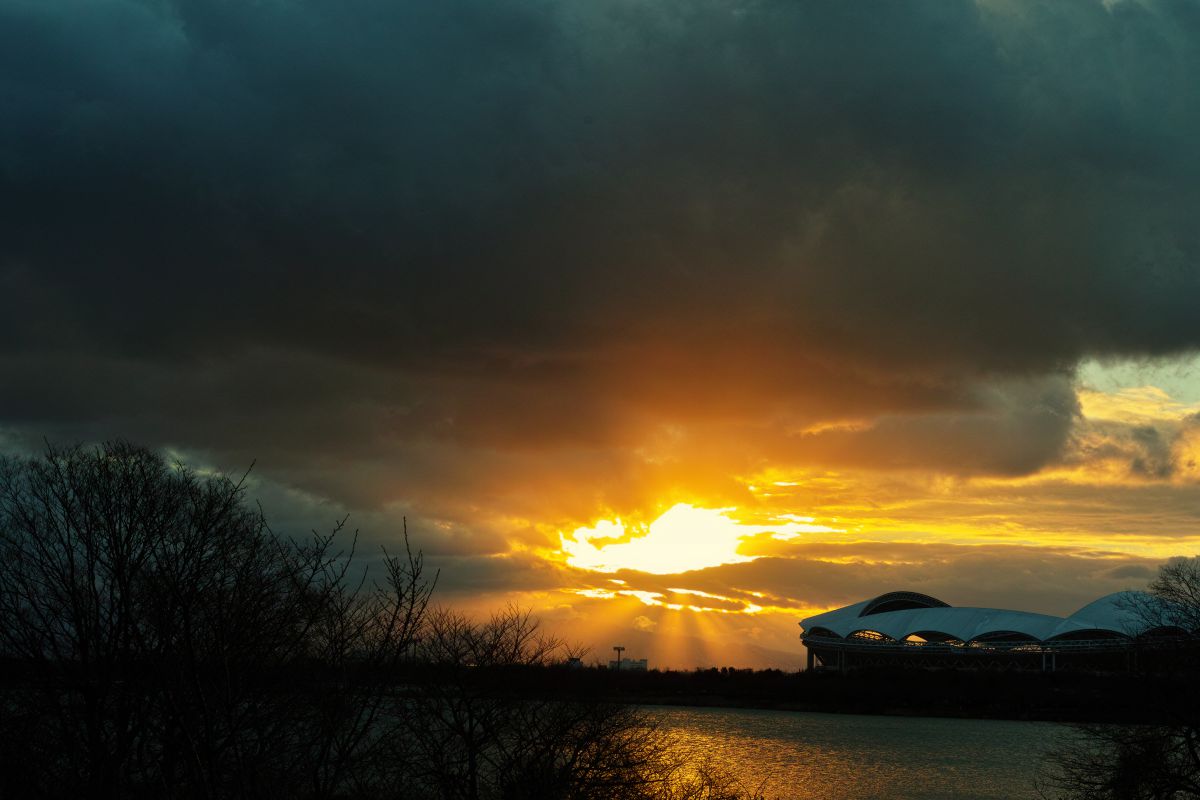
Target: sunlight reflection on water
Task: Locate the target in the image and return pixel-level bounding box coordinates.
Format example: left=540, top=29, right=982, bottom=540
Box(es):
left=646, top=705, right=1067, bottom=800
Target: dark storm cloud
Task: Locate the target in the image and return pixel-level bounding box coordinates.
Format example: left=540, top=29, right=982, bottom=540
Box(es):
left=1128, top=425, right=1175, bottom=478
left=3, top=0, right=1200, bottom=512
left=774, top=375, right=1080, bottom=475
left=5, top=0, right=1200, bottom=362
left=1061, top=410, right=1200, bottom=482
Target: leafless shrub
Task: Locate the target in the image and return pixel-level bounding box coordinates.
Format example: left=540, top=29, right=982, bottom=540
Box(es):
left=0, top=441, right=768, bottom=800
left=1038, top=558, right=1200, bottom=799
left=0, top=441, right=434, bottom=798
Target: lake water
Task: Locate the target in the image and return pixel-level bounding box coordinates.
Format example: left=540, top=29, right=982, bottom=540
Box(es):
left=645, top=706, right=1070, bottom=800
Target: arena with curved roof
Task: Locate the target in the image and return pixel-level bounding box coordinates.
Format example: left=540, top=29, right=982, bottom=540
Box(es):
left=800, top=590, right=1189, bottom=672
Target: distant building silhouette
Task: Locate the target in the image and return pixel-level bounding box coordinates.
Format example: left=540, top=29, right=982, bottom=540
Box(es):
left=608, top=657, right=648, bottom=671
left=801, top=590, right=1183, bottom=673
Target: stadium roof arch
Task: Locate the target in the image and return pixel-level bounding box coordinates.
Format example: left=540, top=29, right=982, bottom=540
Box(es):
left=800, top=590, right=1159, bottom=645
left=798, top=590, right=1188, bottom=672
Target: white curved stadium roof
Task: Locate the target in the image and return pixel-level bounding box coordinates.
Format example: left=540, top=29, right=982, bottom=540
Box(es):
left=800, top=590, right=1159, bottom=643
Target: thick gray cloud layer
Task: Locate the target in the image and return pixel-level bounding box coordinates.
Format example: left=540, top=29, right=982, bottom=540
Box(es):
left=4, top=0, right=1199, bottom=359
left=2, top=0, right=1200, bottom=522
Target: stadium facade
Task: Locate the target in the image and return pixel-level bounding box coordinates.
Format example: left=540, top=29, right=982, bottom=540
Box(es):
left=800, top=590, right=1187, bottom=672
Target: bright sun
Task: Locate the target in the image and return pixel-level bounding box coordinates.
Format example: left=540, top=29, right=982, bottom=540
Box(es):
left=560, top=503, right=836, bottom=574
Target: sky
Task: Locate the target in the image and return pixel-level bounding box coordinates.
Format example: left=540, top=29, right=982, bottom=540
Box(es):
left=3, top=0, right=1200, bottom=669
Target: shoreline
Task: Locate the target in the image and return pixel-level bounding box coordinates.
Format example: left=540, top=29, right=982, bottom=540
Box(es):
left=629, top=695, right=1091, bottom=723
left=571, top=666, right=1169, bottom=725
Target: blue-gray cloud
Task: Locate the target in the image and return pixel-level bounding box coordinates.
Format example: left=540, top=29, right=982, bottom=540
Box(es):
left=3, top=0, right=1200, bottom=514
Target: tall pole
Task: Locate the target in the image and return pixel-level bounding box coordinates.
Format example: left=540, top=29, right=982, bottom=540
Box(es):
left=613, top=645, right=625, bottom=671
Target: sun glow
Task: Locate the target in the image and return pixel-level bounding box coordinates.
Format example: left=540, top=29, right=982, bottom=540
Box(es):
left=560, top=503, right=838, bottom=574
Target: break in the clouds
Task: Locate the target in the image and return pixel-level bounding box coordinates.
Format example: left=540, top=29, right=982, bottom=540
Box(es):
left=4, top=0, right=1200, bottom=664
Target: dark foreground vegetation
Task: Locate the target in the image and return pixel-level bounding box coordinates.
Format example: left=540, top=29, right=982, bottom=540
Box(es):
left=1034, top=559, right=1200, bottom=800
left=544, top=665, right=1180, bottom=725
left=6, top=441, right=1200, bottom=800
left=0, top=442, right=766, bottom=800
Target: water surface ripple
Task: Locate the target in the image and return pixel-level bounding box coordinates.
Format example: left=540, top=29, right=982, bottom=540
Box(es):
left=646, top=705, right=1067, bottom=800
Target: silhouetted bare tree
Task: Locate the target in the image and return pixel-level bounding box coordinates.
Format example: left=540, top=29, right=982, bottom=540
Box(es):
left=394, top=606, right=654, bottom=799
left=0, top=441, right=433, bottom=799
left=1038, top=558, right=1200, bottom=800
left=391, top=605, right=766, bottom=800
left=0, top=441, right=770, bottom=800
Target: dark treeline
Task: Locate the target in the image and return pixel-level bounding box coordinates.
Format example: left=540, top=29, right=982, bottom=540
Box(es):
left=394, top=662, right=1172, bottom=726
left=0, top=442, right=765, bottom=800
left=8, top=441, right=1200, bottom=800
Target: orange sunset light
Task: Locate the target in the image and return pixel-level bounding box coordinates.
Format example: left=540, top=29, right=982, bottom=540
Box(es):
left=560, top=503, right=841, bottom=574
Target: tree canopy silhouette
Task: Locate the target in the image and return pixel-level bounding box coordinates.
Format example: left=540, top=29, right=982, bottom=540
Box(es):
left=0, top=441, right=434, bottom=797
left=1039, top=558, right=1200, bottom=800
left=0, top=441, right=770, bottom=800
